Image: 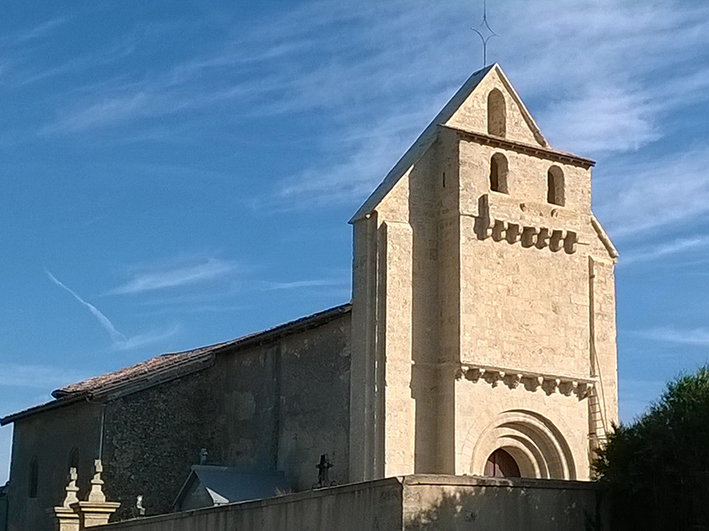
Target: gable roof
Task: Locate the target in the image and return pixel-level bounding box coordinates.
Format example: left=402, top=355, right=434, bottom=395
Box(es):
left=0, top=303, right=351, bottom=425
left=350, top=64, right=549, bottom=223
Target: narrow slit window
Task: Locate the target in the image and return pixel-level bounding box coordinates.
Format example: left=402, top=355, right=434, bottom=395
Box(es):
left=69, top=448, right=79, bottom=471
left=489, top=153, right=509, bottom=193
left=487, top=89, right=507, bottom=137
left=29, top=457, right=38, bottom=498
left=547, top=166, right=565, bottom=206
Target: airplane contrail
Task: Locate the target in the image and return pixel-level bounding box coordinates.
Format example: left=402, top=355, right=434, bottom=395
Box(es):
left=45, top=269, right=127, bottom=343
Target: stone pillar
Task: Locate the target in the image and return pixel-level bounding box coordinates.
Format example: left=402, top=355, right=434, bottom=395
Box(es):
left=77, top=460, right=120, bottom=527
left=50, top=468, right=81, bottom=531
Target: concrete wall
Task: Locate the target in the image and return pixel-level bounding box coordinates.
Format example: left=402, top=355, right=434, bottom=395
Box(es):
left=91, top=475, right=604, bottom=531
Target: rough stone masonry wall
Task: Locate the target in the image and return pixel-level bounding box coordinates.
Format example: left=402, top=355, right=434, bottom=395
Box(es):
left=99, top=313, right=352, bottom=522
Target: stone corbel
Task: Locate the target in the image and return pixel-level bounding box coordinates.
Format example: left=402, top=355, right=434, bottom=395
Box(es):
left=484, top=369, right=504, bottom=387
left=521, top=226, right=539, bottom=248
left=505, top=223, right=522, bottom=244
left=564, top=231, right=579, bottom=254
left=505, top=373, right=523, bottom=389
left=536, top=227, right=551, bottom=249
left=491, top=219, right=507, bottom=241
left=549, top=230, right=565, bottom=252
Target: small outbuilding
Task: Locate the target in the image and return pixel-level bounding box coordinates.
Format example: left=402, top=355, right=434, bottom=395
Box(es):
left=174, top=466, right=291, bottom=512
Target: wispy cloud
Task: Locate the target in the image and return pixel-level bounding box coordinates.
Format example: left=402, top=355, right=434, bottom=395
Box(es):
left=46, top=269, right=179, bottom=351
left=112, top=325, right=180, bottom=351
left=261, top=278, right=349, bottom=291
left=45, top=269, right=126, bottom=343
left=621, top=236, right=709, bottom=266
left=635, top=327, right=709, bottom=347
left=22, top=0, right=709, bottom=216
left=596, top=148, right=709, bottom=239
left=2, top=16, right=70, bottom=47
left=109, top=258, right=237, bottom=295
left=0, top=363, right=87, bottom=390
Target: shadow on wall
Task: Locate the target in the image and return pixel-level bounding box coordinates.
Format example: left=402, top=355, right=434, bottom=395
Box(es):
left=405, top=486, right=605, bottom=531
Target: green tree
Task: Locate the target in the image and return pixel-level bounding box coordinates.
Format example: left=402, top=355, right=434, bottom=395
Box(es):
left=594, top=365, right=709, bottom=530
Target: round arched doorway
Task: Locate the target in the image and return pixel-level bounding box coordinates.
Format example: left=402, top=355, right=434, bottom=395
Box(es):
left=484, top=448, right=521, bottom=478
left=469, top=409, right=577, bottom=480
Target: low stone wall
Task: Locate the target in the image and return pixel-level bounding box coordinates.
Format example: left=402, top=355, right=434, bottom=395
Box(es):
left=98, top=478, right=403, bottom=531
left=403, top=475, right=604, bottom=530
left=96, top=475, right=604, bottom=531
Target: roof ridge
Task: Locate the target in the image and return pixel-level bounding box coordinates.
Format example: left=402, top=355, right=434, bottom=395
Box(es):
left=1, top=302, right=352, bottom=425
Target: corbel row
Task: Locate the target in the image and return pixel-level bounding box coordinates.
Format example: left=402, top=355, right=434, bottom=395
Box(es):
left=479, top=215, right=579, bottom=254
left=459, top=364, right=595, bottom=398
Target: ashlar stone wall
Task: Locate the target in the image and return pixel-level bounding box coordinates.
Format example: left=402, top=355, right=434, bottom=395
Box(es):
left=350, top=64, right=618, bottom=482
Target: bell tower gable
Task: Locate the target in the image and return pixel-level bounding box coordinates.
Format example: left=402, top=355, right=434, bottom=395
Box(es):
left=445, top=64, right=548, bottom=148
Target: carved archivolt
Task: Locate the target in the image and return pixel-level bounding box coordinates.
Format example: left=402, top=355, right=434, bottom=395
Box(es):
left=469, top=409, right=577, bottom=480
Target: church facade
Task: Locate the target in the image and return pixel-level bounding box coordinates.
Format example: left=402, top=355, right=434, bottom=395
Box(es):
left=0, top=64, right=618, bottom=530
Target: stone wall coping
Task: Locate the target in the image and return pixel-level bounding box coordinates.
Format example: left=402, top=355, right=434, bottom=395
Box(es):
left=97, top=474, right=598, bottom=529
left=97, top=477, right=404, bottom=528
left=401, top=474, right=598, bottom=491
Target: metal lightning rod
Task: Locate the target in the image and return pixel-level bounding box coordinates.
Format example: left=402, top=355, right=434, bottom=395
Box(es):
left=471, top=0, right=498, bottom=67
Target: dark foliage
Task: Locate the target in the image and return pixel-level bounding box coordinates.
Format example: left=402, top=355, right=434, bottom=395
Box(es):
left=594, top=366, right=709, bottom=531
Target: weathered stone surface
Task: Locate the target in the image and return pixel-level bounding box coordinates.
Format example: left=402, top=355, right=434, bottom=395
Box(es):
left=350, top=64, right=617, bottom=482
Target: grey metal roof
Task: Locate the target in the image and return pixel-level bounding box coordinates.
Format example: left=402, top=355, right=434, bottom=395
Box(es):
left=175, top=466, right=291, bottom=508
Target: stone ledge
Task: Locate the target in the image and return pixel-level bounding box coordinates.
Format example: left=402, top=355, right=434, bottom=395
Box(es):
left=458, top=362, right=596, bottom=398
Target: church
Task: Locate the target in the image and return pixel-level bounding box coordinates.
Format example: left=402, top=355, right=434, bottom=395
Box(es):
left=0, top=64, right=618, bottom=530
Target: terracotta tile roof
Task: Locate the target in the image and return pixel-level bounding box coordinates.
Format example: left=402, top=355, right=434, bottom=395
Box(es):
left=53, top=345, right=221, bottom=398
left=1, top=303, right=351, bottom=425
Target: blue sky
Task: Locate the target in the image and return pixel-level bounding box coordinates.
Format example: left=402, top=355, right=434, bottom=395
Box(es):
left=1, top=0, right=709, bottom=482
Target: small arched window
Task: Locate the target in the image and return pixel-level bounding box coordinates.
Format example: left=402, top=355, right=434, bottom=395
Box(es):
left=487, top=89, right=507, bottom=137
left=68, top=448, right=79, bottom=471
left=547, top=166, right=565, bottom=206
left=28, top=457, right=38, bottom=498
left=489, top=153, right=509, bottom=193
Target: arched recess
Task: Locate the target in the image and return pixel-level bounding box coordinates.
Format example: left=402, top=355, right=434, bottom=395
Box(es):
left=547, top=166, right=565, bottom=206
left=29, top=456, right=38, bottom=498
left=487, top=89, right=507, bottom=137
left=470, top=409, right=577, bottom=480
left=68, top=447, right=79, bottom=471
left=489, top=153, right=509, bottom=193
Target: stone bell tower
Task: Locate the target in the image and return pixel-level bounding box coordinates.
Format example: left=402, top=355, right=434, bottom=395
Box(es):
left=349, top=64, right=618, bottom=482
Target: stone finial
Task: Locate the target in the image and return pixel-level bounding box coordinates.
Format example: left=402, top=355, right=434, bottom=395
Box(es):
left=87, top=459, right=106, bottom=503
left=62, top=467, right=80, bottom=508
left=50, top=468, right=81, bottom=531
left=77, top=460, right=120, bottom=528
